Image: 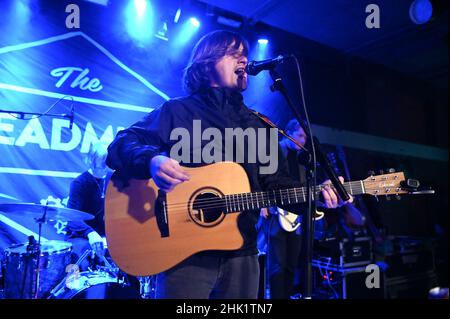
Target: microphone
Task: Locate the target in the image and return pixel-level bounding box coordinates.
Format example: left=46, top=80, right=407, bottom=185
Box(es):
left=69, top=106, right=74, bottom=130
left=245, top=54, right=291, bottom=76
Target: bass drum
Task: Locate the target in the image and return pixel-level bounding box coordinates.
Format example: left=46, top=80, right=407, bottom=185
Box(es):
left=50, top=271, right=141, bottom=299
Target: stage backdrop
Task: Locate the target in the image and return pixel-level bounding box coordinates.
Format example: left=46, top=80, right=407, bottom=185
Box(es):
left=0, top=0, right=289, bottom=249
left=0, top=31, right=171, bottom=247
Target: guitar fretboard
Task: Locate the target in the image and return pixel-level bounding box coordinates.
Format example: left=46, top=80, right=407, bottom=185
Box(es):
left=223, top=181, right=365, bottom=212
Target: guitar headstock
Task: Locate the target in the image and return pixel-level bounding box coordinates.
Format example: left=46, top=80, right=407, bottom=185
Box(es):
left=362, top=170, right=409, bottom=197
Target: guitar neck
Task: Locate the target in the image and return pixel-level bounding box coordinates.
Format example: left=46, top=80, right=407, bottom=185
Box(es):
left=224, top=181, right=365, bottom=212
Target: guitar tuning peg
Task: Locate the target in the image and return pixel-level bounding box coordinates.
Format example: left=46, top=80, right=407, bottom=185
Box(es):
left=388, top=168, right=396, bottom=173
left=395, top=195, right=401, bottom=200
left=379, top=169, right=384, bottom=175
left=368, top=170, right=375, bottom=176
left=385, top=195, right=391, bottom=201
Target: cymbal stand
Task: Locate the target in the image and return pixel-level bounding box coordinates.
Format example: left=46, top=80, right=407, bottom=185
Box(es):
left=32, top=201, right=48, bottom=299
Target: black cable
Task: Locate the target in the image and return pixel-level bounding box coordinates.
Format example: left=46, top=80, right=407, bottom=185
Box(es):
left=289, top=54, right=317, bottom=299
left=291, top=55, right=317, bottom=203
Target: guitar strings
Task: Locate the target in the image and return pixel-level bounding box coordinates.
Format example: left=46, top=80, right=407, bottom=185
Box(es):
left=163, top=181, right=366, bottom=210
left=112, top=179, right=397, bottom=218
left=161, top=181, right=368, bottom=212
left=151, top=185, right=372, bottom=216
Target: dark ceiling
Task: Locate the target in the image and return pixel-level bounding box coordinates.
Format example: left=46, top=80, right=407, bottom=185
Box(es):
left=200, top=0, right=449, bottom=90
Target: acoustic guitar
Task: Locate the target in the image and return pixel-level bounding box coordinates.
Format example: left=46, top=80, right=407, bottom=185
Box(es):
left=105, top=161, right=413, bottom=276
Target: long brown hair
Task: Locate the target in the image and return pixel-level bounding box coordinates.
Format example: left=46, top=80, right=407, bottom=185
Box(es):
left=183, top=30, right=249, bottom=94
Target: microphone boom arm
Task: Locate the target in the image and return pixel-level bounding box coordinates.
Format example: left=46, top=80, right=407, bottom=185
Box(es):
left=0, top=109, right=74, bottom=122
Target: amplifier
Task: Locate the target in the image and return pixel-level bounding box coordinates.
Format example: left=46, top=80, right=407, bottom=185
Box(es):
left=312, top=260, right=385, bottom=299
left=315, top=236, right=373, bottom=267
left=385, top=270, right=438, bottom=299
left=374, top=236, right=436, bottom=277
left=373, top=236, right=437, bottom=298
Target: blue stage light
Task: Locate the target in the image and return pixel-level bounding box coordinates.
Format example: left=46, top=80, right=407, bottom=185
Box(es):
left=125, top=0, right=154, bottom=43
left=171, top=17, right=200, bottom=48
left=155, top=21, right=169, bottom=41
left=189, top=17, right=200, bottom=28
left=409, top=0, right=433, bottom=24
left=15, top=0, right=31, bottom=22
left=255, top=38, right=270, bottom=60
left=134, top=0, right=147, bottom=16
left=174, top=8, right=181, bottom=23
left=258, top=39, right=269, bottom=45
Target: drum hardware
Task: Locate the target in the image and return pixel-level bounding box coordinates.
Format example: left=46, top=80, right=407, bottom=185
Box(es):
left=3, top=240, right=72, bottom=299
left=48, top=270, right=141, bottom=299
left=1, top=201, right=145, bottom=299
left=47, top=249, right=141, bottom=299
left=32, top=202, right=48, bottom=299
left=48, top=249, right=90, bottom=298
left=47, top=248, right=115, bottom=298
left=0, top=201, right=92, bottom=298
left=137, top=276, right=156, bottom=299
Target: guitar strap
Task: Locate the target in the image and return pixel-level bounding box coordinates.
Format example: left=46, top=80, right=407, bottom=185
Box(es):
left=250, top=110, right=309, bottom=153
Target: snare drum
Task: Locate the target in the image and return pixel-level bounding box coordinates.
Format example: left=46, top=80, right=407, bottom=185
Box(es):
left=49, top=271, right=141, bottom=299
left=3, top=240, right=72, bottom=299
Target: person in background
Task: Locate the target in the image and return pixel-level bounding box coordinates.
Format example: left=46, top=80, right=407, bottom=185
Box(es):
left=65, top=141, right=111, bottom=268
left=259, top=119, right=363, bottom=299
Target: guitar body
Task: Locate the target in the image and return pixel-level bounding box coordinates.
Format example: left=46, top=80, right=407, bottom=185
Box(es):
left=104, top=162, right=250, bottom=276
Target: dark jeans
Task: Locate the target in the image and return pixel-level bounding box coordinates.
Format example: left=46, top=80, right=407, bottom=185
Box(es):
left=155, top=253, right=260, bottom=299
left=260, top=215, right=302, bottom=299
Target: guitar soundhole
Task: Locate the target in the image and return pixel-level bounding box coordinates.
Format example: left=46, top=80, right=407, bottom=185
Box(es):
left=189, top=188, right=226, bottom=227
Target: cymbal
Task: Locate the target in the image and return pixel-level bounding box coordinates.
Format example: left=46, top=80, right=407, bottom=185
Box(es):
left=0, top=203, right=94, bottom=221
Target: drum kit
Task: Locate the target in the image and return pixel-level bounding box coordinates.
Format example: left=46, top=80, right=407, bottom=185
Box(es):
left=0, top=198, right=155, bottom=299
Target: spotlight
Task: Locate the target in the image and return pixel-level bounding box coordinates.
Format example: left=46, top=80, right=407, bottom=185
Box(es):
left=155, top=21, right=169, bottom=41
left=174, top=8, right=181, bottom=23
left=409, top=0, right=433, bottom=24
left=84, top=0, right=109, bottom=6
left=189, top=17, right=200, bottom=28
left=171, top=17, right=201, bottom=50
left=258, top=39, right=269, bottom=45
left=217, top=16, right=241, bottom=28
left=125, top=0, right=154, bottom=42
left=134, top=0, right=147, bottom=16
left=255, top=38, right=270, bottom=60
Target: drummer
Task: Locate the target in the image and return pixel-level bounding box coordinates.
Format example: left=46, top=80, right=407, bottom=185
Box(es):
left=65, top=141, right=112, bottom=269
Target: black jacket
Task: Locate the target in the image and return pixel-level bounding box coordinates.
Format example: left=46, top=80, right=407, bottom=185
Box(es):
left=106, top=87, right=305, bottom=256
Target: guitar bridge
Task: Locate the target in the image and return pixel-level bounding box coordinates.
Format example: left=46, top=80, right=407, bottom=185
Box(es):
left=155, top=190, right=169, bottom=237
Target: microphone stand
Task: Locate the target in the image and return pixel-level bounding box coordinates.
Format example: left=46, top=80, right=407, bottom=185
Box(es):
left=268, top=68, right=350, bottom=299
left=0, top=109, right=73, bottom=121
